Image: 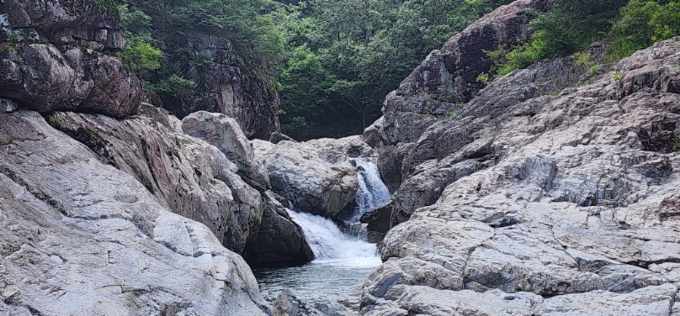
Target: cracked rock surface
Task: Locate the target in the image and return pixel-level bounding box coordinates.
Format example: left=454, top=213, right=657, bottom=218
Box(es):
left=0, top=111, right=269, bottom=315
left=361, top=1, right=680, bottom=311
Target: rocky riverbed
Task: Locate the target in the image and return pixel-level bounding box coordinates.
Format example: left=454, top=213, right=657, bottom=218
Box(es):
left=1, top=0, right=680, bottom=315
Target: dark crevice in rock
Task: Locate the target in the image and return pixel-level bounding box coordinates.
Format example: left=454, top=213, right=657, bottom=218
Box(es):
left=2, top=295, right=45, bottom=316
left=0, top=166, right=69, bottom=216
left=625, top=258, right=680, bottom=270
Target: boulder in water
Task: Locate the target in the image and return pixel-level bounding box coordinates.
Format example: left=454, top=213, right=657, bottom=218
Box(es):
left=252, top=136, right=374, bottom=218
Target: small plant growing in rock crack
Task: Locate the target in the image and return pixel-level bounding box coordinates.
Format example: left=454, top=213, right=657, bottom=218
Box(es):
left=612, top=71, right=624, bottom=82
left=574, top=51, right=594, bottom=67
left=589, top=64, right=602, bottom=76
left=476, top=72, right=490, bottom=84
left=45, top=114, right=65, bottom=128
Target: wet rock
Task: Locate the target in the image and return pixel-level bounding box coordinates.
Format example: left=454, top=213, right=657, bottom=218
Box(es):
left=273, top=290, right=354, bottom=316
left=0, top=111, right=268, bottom=315
left=360, top=203, right=393, bottom=243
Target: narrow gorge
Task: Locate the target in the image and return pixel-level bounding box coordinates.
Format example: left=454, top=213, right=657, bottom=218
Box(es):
left=2, top=0, right=680, bottom=315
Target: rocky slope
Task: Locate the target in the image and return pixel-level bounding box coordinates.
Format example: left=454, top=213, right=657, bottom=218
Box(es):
left=0, top=1, right=312, bottom=314
left=0, top=111, right=269, bottom=315
left=360, top=0, right=680, bottom=313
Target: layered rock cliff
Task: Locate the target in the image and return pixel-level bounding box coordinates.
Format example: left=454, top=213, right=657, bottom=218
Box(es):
left=360, top=0, right=680, bottom=313
left=0, top=0, right=142, bottom=117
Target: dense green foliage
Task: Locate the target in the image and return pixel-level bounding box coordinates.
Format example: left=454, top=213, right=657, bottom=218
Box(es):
left=493, top=0, right=680, bottom=76
left=112, top=0, right=282, bottom=101
left=609, top=0, right=680, bottom=59
left=273, top=0, right=513, bottom=139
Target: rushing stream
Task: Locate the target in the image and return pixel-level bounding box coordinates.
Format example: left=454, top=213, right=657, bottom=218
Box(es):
left=255, top=159, right=390, bottom=304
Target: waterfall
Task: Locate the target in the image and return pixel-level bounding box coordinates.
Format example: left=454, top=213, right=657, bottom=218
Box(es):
left=287, top=211, right=378, bottom=264
left=285, top=159, right=389, bottom=263
left=352, top=158, right=391, bottom=219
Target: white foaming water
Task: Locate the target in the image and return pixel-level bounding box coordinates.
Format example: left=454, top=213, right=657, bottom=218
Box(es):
left=287, top=210, right=380, bottom=267
left=353, top=158, right=391, bottom=218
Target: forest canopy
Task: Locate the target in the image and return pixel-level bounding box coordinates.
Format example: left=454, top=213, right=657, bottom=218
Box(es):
left=110, top=0, right=680, bottom=140
left=271, top=0, right=680, bottom=139
left=271, top=0, right=513, bottom=139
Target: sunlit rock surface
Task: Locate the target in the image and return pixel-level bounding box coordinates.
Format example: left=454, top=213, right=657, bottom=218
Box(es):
left=360, top=32, right=680, bottom=315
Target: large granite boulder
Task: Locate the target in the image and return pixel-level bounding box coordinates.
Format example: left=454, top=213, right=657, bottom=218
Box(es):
left=360, top=30, right=680, bottom=316
left=252, top=136, right=373, bottom=218
left=182, top=111, right=269, bottom=188
left=0, top=0, right=143, bottom=118
left=43, top=105, right=314, bottom=269
left=0, top=111, right=268, bottom=315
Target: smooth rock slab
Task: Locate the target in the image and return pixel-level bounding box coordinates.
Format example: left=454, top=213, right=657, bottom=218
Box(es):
left=0, top=111, right=268, bottom=315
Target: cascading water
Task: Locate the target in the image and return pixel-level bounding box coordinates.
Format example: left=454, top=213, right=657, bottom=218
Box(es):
left=352, top=158, right=391, bottom=219
left=255, top=159, right=390, bottom=304
left=287, top=211, right=378, bottom=263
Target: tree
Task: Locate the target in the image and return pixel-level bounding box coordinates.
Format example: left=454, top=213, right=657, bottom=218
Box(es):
left=273, top=0, right=511, bottom=139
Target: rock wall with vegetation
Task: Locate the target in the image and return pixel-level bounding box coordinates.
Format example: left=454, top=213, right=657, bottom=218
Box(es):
left=360, top=0, right=680, bottom=313
left=111, top=0, right=282, bottom=139
left=272, top=0, right=515, bottom=139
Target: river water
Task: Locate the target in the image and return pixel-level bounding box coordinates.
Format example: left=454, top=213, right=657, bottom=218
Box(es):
left=255, top=159, right=390, bottom=305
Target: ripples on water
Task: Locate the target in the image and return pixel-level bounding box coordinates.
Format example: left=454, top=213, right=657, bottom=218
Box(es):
left=255, top=257, right=381, bottom=304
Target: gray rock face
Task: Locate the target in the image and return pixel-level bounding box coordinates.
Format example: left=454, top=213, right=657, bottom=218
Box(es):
left=0, top=111, right=268, bottom=315
left=253, top=136, right=373, bottom=218
left=44, top=108, right=262, bottom=254
left=360, top=34, right=680, bottom=315
left=372, top=0, right=551, bottom=147
left=166, top=59, right=281, bottom=140
left=118, top=1, right=281, bottom=139
left=182, top=111, right=270, bottom=188
left=0, top=0, right=143, bottom=118
left=42, top=106, right=314, bottom=269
